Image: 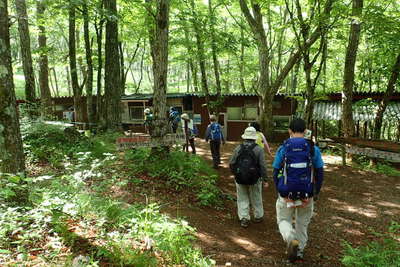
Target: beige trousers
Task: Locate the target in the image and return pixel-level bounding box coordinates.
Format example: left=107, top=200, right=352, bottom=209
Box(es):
left=236, top=180, right=264, bottom=220
left=276, top=196, right=314, bottom=252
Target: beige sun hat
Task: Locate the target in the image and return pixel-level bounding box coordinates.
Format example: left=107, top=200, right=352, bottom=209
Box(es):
left=181, top=113, right=190, bottom=120
left=241, top=127, right=258, bottom=140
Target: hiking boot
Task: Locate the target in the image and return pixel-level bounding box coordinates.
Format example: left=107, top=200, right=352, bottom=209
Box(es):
left=253, top=217, right=263, bottom=223
left=287, top=239, right=299, bottom=262
left=240, top=219, right=250, bottom=228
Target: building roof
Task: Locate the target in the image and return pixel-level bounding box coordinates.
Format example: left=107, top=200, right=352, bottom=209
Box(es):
left=120, top=92, right=296, bottom=100
left=312, top=101, right=400, bottom=121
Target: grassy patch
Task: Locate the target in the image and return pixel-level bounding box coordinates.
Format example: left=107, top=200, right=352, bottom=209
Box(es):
left=342, top=222, right=400, bottom=267
left=125, top=148, right=221, bottom=206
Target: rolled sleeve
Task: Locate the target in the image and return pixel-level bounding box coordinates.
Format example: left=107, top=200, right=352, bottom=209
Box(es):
left=272, top=146, right=285, bottom=169
left=312, top=146, right=324, bottom=168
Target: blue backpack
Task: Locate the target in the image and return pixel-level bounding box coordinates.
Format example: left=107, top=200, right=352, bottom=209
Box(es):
left=277, top=138, right=314, bottom=200
left=169, top=110, right=180, bottom=124
left=210, top=123, right=222, bottom=140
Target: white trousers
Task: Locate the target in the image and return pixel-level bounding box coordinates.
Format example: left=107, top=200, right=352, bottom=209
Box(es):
left=236, top=180, right=264, bottom=220
left=276, top=197, right=314, bottom=252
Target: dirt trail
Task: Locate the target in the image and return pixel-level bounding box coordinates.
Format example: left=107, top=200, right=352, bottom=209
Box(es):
left=161, top=140, right=400, bottom=267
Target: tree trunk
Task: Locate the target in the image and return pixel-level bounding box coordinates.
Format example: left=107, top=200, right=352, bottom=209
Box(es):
left=373, top=53, right=400, bottom=139
left=342, top=0, right=363, bottom=138
left=15, top=0, right=36, bottom=108
left=181, top=17, right=199, bottom=93
left=239, top=26, right=246, bottom=92
left=66, top=66, right=72, bottom=96
left=68, top=0, right=84, bottom=124
left=83, top=1, right=94, bottom=128
left=240, top=0, right=334, bottom=140
left=118, top=42, right=125, bottom=95
left=208, top=0, right=222, bottom=98
left=104, top=0, right=121, bottom=130
left=0, top=0, right=26, bottom=174
left=148, top=0, right=170, bottom=138
left=52, top=68, right=59, bottom=97
left=135, top=44, right=145, bottom=93
left=190, top=0, right=210, bottom=112
left=37, top=0, right=52, bottom=117
left=95, top=10, right=104, bottom=124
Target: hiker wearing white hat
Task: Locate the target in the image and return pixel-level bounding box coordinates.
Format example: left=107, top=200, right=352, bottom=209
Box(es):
left=229, top=127, right=268, bottom=228
left=181, top=113, right=197, bottom=154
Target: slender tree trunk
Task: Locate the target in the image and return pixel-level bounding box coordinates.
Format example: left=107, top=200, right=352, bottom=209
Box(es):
left=147, top=0, right=170, bottom=138
left=95, top=14, right=104, bottom=123
left=190, top=0, right=210, bottom=111
left=135, top=44, right=145, bottom=93
left=37, top=0, right=52, bottom=117
left=182, top=17, right=199, bottom=92
left=118, top=42, right=125, bottom=95
left=52, top=68, right=59, bottom=97
left=83, top=1, right=94, bottom=128
left=66, top=66, right=72, bottom=96
left=373, top=53, right=400, bottom=139
left=239, top=26, right=246, bottom=92
left=208, top=0, right=222, bottom=98
left=15, top=0, right=36, bottom=108
left=104, top=0, right=121, bottom=130
left=69, top=0, right=84, bottom=124
left=342, top=0, right=363, bottom=138
left=0, top=0, right=25, bottom=174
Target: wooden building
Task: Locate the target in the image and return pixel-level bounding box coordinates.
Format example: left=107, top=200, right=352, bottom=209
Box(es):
left=20, top=93, right=297, bottom=142
left=121, top=93, right=296, bottom=141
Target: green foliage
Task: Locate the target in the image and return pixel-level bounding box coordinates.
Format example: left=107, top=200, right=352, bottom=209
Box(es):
left=342, top=222, right=400, bottom=267
left=353, top=156, right=400, bottom=177
left=21, top=120, right=117, bottom=167
left=1, top=128, right=214, bottom=266
left=125, top=148, right=221, bottom=206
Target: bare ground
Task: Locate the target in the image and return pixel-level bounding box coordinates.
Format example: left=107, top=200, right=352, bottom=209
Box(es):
left=154, top=140, right=400, bottom=267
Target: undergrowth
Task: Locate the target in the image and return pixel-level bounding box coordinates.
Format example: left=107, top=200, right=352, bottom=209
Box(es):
left=352, top=155, right=400, bottom=177
left=125, top=148, right=221, bottom=206
left=342, top=221, right=400, bottom=267
left=0, top=122, right=215, bottom=266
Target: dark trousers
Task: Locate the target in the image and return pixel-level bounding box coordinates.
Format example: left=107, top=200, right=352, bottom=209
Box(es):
left=183, top=138, right=196, bottom=154
left=210, top=140, right=221, bottom=166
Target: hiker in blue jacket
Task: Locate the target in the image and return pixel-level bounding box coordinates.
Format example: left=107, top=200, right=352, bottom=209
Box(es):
left=205, top=115, right=225, bottom=169
left=272, top=118, right=324, bottom=263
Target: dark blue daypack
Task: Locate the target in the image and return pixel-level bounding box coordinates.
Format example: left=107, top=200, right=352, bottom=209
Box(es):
left=210, top=123, right=222, bottom=140
left=277, top=138, right=314, bottom=200
left=169, top=110, right=180, bottom=124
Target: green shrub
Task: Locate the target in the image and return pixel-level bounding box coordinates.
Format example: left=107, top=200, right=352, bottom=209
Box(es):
left=342, top=222, right=400, bottom=267
left=21, top=121, right=118, bottom=167
left=125, top=148, right=221, bottom=206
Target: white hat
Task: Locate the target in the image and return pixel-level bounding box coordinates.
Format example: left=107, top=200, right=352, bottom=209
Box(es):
left=181, top=113, right=189, bottom=120
left=241, top=127, right=258, bottom=140
left=304, top=129, right=312, bottom=140
left=144, top=108, right=151, bottom=114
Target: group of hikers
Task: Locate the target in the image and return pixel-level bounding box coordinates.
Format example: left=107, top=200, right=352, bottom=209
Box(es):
left=143, top=109, right=324, bottom=263
left=229, top=118, right=324, bottom=263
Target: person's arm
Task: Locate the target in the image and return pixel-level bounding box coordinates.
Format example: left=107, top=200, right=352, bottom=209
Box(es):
left=204, top=125, right=211, bottom=141
left=220, top=124, right=225, bottom=144
left=272, top=146, right=285, bottom=190
left=229, top=146, right=240, bottom=171
left=261, top=133, right=273, bottom=158
left=312, top=146, right=324, bottom=198
left=255, top=147, right=268, bottom=182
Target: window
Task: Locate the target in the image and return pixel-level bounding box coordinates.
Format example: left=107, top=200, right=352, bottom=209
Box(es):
left=129, top=107, right=144, bottom=120
left=244, top=107, right=257, bottom=120
left=273, top=116, right=291, bottom=132
left=227, top=107, right=258, bottom=121
left=227, top=107, right=242, bottom=120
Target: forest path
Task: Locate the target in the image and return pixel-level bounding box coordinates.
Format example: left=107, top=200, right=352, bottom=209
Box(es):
left=161, top=139, right=400, bottom=267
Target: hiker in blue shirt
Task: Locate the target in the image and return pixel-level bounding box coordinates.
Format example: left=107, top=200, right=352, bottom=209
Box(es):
left=205, top=115, right=225, bottom=169
left=272, top=118, right=324, bottom=263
